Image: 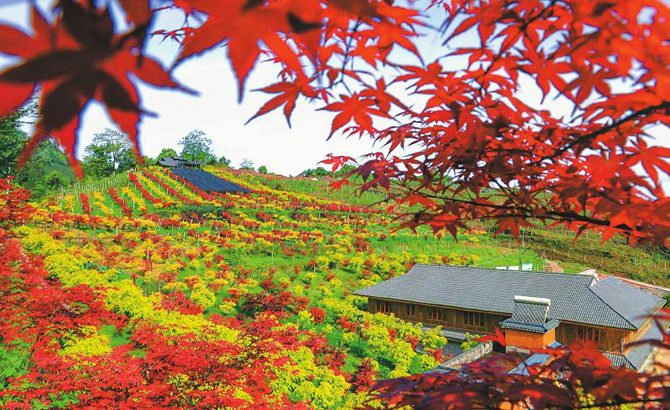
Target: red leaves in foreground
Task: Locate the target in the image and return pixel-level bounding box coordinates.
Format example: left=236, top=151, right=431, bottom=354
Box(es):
left=324, top=93, right=390, bottom=138
left=2, top=0, right=670, bottom=243
left=247, top=77, right=325, bottom=126
left=0, top=0, right=181, bottom=176
left=324, top=0, right=670, bottom=245
left=371, top=340, right=670, bottom=410
left=0, top=178, right=33, bottom=226
left=176, top=0, right=328, bottom=97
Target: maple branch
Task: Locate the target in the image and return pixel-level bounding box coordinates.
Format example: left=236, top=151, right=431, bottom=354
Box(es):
left=330, top=18, right=363, bottom=92
left=401, top=186, right=638, bottom=232
left=541, top=101, right=670, bottom=162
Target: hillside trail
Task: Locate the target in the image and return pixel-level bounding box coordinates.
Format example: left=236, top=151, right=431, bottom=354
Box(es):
left=545, top=260, right=564, bottom=273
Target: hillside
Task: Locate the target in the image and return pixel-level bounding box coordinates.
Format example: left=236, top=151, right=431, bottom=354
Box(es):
left=1, top=166, right=667, bottom=408
left=265, top=174, right=670, bottom=285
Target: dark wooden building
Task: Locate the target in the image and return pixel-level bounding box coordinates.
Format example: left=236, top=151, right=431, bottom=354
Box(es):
left=355, top=264, right=666, bottom=370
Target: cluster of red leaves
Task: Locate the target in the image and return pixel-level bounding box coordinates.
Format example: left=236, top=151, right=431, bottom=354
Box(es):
left=242, top=289, right=310, bottom=315
left=309, top=307, right=326, bottom=324
left=0, top=229, right=126, bottom=408
left=1, top=0, right=670, bottom=242
left=0, top=178, right=33, bottom=226
left=351, top=358, right=378, bottom=393
left=79, top=192, right=91, bottom=215
left=0, top=237, right=121, bottom=346
left=159, top=291, right=204, bottom=315
left=322, top=0, right=670, bottom=244
left=170, top=0, right=670, bottom=242
left=129, top=172, right=174, bottom=207
left=0, top=0, right=183, bottom=176
left=370, top=336, right=670, bottom=410
left=336, top=316, right=358, bottom=333
left=0, top=227, right=331, bottom=409
left=108, top=188, right=133, bottom=217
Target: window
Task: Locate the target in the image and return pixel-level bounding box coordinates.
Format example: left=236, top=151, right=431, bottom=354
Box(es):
left=577, top=326, right=604, bottom=344
left=464, top=311, right=485, bottom=328
left=406, top=304, right=416, bottom=318
left=428, top=307, right=445, bottom=321
left=376, top=300, right=392, bottom=314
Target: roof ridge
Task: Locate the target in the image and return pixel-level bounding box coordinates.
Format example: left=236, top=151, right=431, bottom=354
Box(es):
left=412, top=263, right=593, bottom=279
left=587, top=281, right=638, bottom=330
left=357, top=264, right=652, bottom=330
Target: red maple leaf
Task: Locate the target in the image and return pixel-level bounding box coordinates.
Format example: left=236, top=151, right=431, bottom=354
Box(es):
left=176, top=0, right=310, bottom=98
left=247, top=76, right=324, bottom=126
left=323, top=93, right=389, bottom=137
left=0, top=1, right=183, bottom=176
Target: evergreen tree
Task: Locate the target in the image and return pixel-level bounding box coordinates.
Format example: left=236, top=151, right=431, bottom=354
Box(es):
left=0, top=103, right=32, bottom=178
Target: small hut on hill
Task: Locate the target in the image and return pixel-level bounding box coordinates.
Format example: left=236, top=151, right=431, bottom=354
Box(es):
left=157, top=156, right=203, bottom=168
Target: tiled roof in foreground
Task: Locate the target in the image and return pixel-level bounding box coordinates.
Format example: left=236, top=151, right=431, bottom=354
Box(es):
left=354, top=264, right=665, bottom=331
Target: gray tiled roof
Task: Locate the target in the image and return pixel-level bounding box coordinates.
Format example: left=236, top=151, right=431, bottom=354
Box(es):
left=590, top=277, right=664, bottom=329
left=354, top=264, right=665, bottom=331
left=508, top=345, right=636, bottom=373
left=603, top=352, right=634, bottom=369
left=501, top=319, right=560, bottom=334
left=157, top=157, right=202, bottom=167
left=622, top=317, right=670, bottom=369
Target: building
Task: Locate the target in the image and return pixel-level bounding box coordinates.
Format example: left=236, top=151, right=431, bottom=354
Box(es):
left=157, top=156, right=203, bottom=168
left=354, top=264, right=667, bottom=370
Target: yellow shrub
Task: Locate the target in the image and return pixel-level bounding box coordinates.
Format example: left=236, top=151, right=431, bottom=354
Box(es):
left=60, top=326, right=112, bottom=358
left=190, top=283, right=216, bottom=310
left=219, top=300, right=236, bottom=315
left=164, top=282, right=189, bottom=292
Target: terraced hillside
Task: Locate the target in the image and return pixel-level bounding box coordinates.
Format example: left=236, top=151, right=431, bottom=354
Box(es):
left=1, top=166, right=666, bottom=408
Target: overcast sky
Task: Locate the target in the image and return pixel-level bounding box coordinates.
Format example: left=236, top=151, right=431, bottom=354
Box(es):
left=1, top=0, right=669, bottom=188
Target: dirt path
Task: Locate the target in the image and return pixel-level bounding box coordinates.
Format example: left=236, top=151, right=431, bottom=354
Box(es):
left=545, top=260, right=564, bottom=273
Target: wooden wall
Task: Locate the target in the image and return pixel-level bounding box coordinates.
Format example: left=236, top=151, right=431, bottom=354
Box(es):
left=368, top=297, right=508, bottom=334
left=555, top=322, right=631, bottom=352
left=367, top=297, right=636, bottom=353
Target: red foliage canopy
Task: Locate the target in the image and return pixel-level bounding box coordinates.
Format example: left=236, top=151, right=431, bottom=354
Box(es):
left=0, top=178, right=33, bottom=226
left=371, top=337, right=670, bottom=409
left=1, top=0, right=669, bottom=242
left=0, top=222, right=321, bottom=409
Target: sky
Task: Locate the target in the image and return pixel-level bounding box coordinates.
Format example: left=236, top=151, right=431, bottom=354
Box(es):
left=0, top=0, right=401, bottom=175
left=0, top=0, right=669, bottom=187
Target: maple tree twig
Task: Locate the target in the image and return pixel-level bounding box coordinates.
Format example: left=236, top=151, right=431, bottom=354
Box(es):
left=540, top=101, right=670, bottom=162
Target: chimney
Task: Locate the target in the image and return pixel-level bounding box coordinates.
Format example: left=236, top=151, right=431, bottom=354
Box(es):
left=500, top=295, right=559, bottom=354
